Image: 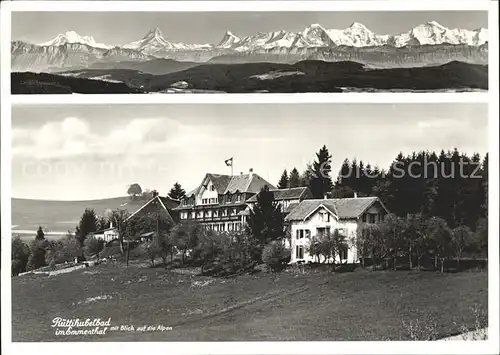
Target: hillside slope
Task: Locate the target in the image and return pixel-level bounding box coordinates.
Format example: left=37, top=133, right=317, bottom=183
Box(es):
left=11, top=197, right=147, bottom=234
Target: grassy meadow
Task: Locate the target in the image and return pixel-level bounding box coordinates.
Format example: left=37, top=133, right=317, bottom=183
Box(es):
left=12, top=262, right=487, bottom=342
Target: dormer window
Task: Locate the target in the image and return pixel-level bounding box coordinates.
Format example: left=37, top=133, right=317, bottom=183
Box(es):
left=236, top=193, right=241, bottom=202
left=226, top=194, right=232, bottom=203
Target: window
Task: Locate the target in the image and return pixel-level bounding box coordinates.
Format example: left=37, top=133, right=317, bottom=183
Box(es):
left=339, top=247, right=348, bottom=260
left=296, top=246, right=304, bottom=260
left=369, top=214, right=376, bottom=224
left=220, top=224, right=225, bottom=231
left=362, top=214, right=367, bottom=223
left=213, top=210, right=219, bottom=217
left=236, top=194, right=241, bottom=202
left=296, top=229, right=307, bottom=239
left=317, top=227, right=330, bottom=238
left=210, top=185, right=215, bottom=191
left=191, top=212, right=196, bottom=219
left=319, top=212, right=330, bottom=222
left=232, top=208, right=237, bottom=216
left=226, top=194, right=232, bottom=203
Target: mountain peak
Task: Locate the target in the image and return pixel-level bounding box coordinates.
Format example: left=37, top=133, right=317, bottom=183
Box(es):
left=349, top=22, right=366, bottom=28
left=38, top=30, right=111, bottom=49
left=426, top=21, right=446, bottom=29
left=307, top=23, right=325, bottom=29
left=144, top=27, right=164, bottom=39
left=217, top=30, right=241, bottom=48
left=347, top=22, right=372, bottom=33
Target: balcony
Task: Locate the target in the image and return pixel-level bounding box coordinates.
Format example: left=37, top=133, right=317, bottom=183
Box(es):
left=187, top=215, right=242, bottom=223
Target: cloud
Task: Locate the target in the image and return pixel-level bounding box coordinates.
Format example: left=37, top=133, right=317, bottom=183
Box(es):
left=12, top=116, right=210, bottom=160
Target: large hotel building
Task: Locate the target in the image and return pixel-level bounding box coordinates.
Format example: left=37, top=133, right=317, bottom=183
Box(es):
left=173, top=169, right=312, bottom=232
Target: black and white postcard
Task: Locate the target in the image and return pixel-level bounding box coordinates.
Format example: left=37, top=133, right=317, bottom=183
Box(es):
left=10, top=9, right=489, bottom=93
left=1, top=1, right=499, bottom=355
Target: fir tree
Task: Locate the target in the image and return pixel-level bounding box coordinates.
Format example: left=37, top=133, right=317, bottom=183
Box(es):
left=35, top=226, right=45, bottom=240
left=77, top=208, right=99, bottom=246
left=247, top=186, right=285, bottom=261
left=300, top=164, right=314, bottom=188
left=168, top=182, right=186, bottom=200
left=277, top=169, right=289, bottom=189
left=288, top=168, right=301, bottom=188
left=309, top=145, right=333, bottom=198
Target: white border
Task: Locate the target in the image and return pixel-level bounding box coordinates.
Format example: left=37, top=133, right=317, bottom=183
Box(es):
left=1, top=1, right=499, bottom=355
left=4, top=0, right=493, bottom=12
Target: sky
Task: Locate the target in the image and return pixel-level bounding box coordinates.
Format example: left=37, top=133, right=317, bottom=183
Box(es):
left=11, top=103, right=488, bottom=201
left=12, top=11, right=488, bottom=46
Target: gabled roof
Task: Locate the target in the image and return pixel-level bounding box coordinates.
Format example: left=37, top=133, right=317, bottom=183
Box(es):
left=124, top=195, right=178, bottom=222
left=285, top=197, right=387, bottom=222
left=184, top=172, right=276, bottom=198
left=207, top=173, right=234, bottom=194
left=246, top=187, right=310, bottom=203
left=159, top=196, right=180, bottom=210
left=92, top=227, right=118, bottom=234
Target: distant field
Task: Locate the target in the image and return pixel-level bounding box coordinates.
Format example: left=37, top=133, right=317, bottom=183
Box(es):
left=11, top=263, right=487, bottom=341
left=11, top=197, right=147, bottom=235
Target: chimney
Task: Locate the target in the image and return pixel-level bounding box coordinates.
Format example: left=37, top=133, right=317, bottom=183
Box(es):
left=354, top=192, right=358, bottom=198
left=240, top=172, right=243, bottom=175
left=249, top=168, right=253, bottom=176
left=324, top=194, right=328, bottom=200
left=152, top=190, right=159, bottom=197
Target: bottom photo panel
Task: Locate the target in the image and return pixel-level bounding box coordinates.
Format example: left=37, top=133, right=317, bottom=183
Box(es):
left=11, top=102, right=488, bottom=342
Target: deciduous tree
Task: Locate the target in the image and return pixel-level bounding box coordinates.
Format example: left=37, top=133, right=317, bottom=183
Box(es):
left=127, top=183, right=142, bottom=200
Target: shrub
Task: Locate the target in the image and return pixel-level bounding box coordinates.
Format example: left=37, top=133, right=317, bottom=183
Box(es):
left=12, top=236, right=31, bottom=276
left=45, top=234, right=82, bottom=265
left=262, top=241, right=286, bottom=272
left=83, top=236, right=105, bottom=259
left=26, top=239, right=48, bottom=271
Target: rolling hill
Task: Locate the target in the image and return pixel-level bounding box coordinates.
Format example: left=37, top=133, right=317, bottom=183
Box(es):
left=11, top=196, right=148, bottom=237
left=11, top=71, right=144, bottom=94
left=12, top=60, right=487, bottom=94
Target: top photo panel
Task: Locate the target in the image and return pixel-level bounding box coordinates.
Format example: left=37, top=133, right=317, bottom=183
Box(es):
left=11, top=10, right=488, bottom=94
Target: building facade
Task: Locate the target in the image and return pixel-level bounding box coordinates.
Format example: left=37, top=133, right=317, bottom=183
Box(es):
left=174, top=170, right=275, bottom=232
left=245, top=186, right=314, bottom=216
left=93, top=226, right=120, bottom=243
left=285, top=196, right=389, bottom=264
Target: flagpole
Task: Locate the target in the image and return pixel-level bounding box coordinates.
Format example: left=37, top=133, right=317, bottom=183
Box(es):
left=231, top=160, right=233, bottom=176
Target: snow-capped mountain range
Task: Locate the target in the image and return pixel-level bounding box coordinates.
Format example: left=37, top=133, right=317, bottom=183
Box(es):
left=11, top=21, right=489, bottom=72
left=34, top=21, right=488, bottom=53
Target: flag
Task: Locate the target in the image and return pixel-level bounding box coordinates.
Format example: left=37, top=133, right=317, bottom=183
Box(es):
left=224, top=157, right=233, bottom=167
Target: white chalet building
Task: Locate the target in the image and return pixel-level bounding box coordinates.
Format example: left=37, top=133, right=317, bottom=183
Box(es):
left=285, top=196, right=389, bottom=264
